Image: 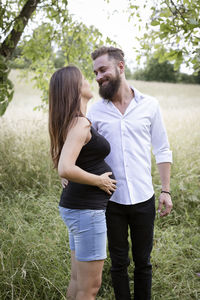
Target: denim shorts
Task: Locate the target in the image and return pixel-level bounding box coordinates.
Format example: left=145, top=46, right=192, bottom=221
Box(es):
left=59, top=206, right=107, bottom=261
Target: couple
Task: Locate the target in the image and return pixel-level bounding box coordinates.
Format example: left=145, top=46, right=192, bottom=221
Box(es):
left=48, top=46, right=173, bottom=300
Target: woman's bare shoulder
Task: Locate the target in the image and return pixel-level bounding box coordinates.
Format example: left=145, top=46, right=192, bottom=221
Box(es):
left=75, top=116, right=91, bottom=128
left=68, top=117, right=91, bottom=136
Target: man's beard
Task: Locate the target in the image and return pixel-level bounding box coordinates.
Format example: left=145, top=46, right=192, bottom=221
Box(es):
left=99, top=70, right=121, bottom=100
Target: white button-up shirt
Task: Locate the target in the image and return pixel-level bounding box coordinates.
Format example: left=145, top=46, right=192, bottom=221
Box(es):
left=87, top=87, right=172, bottom=205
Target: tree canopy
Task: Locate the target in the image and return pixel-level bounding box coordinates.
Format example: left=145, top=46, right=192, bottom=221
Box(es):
left=131, top=57, right=199, bottom=83
left=0, top=0, right=113, bottom=116
left=128, top=0, right=200, bottom=73
left=1, top=0, right=200, bottom=116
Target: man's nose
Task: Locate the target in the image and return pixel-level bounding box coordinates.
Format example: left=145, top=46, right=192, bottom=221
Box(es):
left=96, top=73, right=103, bottom=82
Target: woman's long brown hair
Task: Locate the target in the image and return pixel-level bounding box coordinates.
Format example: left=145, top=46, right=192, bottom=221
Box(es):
left=48, top=66, right=83, bottom=168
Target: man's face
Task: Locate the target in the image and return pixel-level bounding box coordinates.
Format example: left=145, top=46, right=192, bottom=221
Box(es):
left=93, top=54, right=121, bottom=100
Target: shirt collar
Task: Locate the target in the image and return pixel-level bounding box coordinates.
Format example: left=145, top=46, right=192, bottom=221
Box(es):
left=130, top=86, right=144, bottom=103
left=102, top=86, right=144, bottom=104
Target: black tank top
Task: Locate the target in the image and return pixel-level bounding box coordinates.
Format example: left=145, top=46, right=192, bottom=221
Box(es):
left=59, top=126, right=115, bottom=210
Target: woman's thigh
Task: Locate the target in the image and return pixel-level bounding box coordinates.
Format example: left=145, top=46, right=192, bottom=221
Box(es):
left=59, top=207, right=107, bottom=262
left=76, top=259, right=104, bottom=292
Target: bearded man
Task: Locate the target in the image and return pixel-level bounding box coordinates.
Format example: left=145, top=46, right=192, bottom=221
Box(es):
left=87, top=46, right=173, bottom=300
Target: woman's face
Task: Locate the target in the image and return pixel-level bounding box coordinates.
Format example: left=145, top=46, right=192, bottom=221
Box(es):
left=81, top=77, right=93, bottom=101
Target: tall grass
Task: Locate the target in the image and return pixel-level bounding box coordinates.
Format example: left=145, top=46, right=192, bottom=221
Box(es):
left=0, top=71, right=199, bottom=299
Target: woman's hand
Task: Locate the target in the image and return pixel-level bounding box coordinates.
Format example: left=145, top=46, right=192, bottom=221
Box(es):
left=98, top=172, right=117, bottom=195
left=61, top=178, right=68, bottom=188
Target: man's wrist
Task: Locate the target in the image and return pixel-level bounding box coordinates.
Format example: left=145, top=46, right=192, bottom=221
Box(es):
left=161, top=190, right=171, bottom=195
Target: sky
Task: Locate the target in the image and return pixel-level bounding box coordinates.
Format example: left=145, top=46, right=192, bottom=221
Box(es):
left=67, top=0, right=194, bottom=74
left=67, top=0, right=148, bottom=69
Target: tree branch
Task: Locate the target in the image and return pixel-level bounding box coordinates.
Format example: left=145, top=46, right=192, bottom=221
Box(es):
left=169, top=0, right=189, bottom=25
left=0, top=0, right=41, bottom=59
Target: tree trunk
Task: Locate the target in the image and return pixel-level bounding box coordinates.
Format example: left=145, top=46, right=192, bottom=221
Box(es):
left=0, top=0, right=41, bottom=59
left=0, top=0, right=41, bottom=116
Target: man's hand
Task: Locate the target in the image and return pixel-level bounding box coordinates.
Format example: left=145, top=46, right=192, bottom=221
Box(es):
left=158, top=193, right=173, bottom=217
left=61, top=178, right=68, bottom=188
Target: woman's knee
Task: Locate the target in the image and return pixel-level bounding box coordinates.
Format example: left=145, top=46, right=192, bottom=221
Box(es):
left=76, top=280, right=101, bottom=299
left=93, top=275, right=102, bottom=290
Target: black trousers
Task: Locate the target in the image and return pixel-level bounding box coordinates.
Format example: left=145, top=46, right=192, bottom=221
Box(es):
left=106, top=195, right=155, bottom=300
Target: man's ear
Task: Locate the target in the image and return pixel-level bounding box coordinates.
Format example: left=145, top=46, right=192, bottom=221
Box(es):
left=118, top=61, right=125, bottom=74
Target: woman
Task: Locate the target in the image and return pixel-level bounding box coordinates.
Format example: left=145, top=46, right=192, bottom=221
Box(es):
left=48, top=65, right=117, bottom=300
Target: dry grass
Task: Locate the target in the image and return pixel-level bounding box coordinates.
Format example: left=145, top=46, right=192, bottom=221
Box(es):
left=0, top=70, right=199, bottom=299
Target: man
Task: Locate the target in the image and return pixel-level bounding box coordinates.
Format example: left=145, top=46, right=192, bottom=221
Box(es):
left=87, top=46, right=173, bottom=300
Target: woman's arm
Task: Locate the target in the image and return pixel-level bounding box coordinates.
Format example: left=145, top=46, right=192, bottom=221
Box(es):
left=58, top=117, right=116, bottom=195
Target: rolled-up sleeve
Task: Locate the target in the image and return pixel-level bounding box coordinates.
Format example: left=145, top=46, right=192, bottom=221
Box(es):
left=151, top=103, right=173, bottom=164
left=86, top=109, right=93, bottom=123
left=87, top=108, right=98, bottom=130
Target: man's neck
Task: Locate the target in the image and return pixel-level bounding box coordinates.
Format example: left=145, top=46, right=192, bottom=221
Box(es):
left=111, top=81, right=134, bottom=105
left=110, top=80, right=134, bottom=115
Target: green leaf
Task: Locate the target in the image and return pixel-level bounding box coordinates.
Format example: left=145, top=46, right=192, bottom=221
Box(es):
left=164, top=51, right=178, bottom=61
left=151, top=20, right=160, bottom=26
left=176, top=36, right=181, bottom=44
left=188, top=18, right=198, bottom=25
left=159, top=9, right=172, bottom=18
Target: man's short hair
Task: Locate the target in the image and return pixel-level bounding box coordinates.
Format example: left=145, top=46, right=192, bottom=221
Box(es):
left=91, top=46, right=125, bottom=63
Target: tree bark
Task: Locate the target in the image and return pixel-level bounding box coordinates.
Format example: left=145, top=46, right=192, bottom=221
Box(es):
left=0, top=0, right=41, bottom=59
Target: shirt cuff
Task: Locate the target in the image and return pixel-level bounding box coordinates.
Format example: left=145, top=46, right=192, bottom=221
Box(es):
left=155, top=150, right=173, bottom=164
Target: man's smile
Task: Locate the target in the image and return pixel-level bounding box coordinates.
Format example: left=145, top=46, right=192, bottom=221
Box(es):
left=98, top=78, right=110, bottom=86
left=101, top=80, right=109, bottom=86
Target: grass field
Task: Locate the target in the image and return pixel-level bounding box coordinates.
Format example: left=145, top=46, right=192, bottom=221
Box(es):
left=0, top=70, right=200, bottom=299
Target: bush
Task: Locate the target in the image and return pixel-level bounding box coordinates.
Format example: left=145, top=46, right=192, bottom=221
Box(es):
left=133, top=58, right=200, bottom=84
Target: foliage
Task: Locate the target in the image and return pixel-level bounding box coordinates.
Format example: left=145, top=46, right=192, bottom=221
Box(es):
left=0, top=0, right=41, bottom=115
left=0, top=55, right=14, bottom=115
left=178, top=71, right=200, bottom=84
left=133, top=57, right=178, bottom=82
left=0, top=0, right=114, bottom=115
left=18, top=21, right=113, bottom=108
left=53, top=50, right=66, bottom=69
left=128, top=0, right=200, bottom=73
left=9, top=46, right=32, bottom=69
left=132, top=57, right=200, bottom=84
left=125, top=64, right=135, bottom=80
